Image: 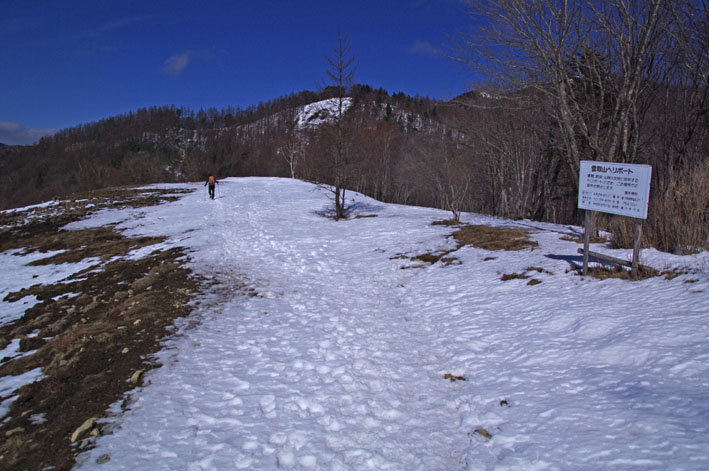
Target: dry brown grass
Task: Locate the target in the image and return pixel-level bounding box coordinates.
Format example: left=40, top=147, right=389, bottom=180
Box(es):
left=451, top=225, right=538, bottom=251
left=432, top=218, right=464, bottom=227
left=501, top=272, right=530, bottom=281
left=501, top=266, right=552, bottom=284
left=443, top=373, right=467, bottom=382
left=408, top=252, right=460, bottom=267
left=526, top=266, right=552, bottom=274
left=411, top=253, right=443, bottom=264
left=660, top=268, right=701, bottom=282
left=641, top=160, right=709, bottom=254
left=0, top=187, right=202, bottom=471
left=583, top=265, right=659, bottom=280
left=401, top=223, right=537, bottom=268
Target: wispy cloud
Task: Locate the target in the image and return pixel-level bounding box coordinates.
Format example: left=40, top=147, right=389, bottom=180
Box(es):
left=0, top=121, right=55, bottom=146
left=81, top=15, right=153, bottom=39
left=160, top=50, right=214, bottom=77
left=161, top=51, right=193, bottom=76
left=73, top=16, right=154, bottom=57
left=408, top=40, right=441, bottom=57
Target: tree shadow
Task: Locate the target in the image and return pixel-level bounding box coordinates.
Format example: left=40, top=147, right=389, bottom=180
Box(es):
left=313, top=201, right=384, bottom=220
left=347, top=201, right=385, bottom=214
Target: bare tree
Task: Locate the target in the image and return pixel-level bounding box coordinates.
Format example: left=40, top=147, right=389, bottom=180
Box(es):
left=451, top=0, right=673, bottom=185
left=348, top=118, right=402, bottom=202
left=420, top=139, right=476, bottom=222
left=276, top=106, right=304, bottom=179
left=478, top=107, right=548, bottom=219
left=321, top=30, right=357, bottom=220
left=450, top=0, right=708, bottom=251
left=642, top=0, right=709, bottom=252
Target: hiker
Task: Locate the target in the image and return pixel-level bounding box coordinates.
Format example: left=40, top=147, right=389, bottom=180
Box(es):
left=204, top=174, right=218, bottom=199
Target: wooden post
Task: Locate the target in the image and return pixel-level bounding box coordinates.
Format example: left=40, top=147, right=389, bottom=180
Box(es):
left=583, top=210, right=592, bottom=276
left=576, top=248, right=652, bottom=271
left=632, top=218, right=643, bottom=278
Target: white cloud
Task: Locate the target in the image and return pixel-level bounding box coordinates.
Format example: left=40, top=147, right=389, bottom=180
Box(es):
left=160, top=49, right=214, bottom=77
left=0, top=121, right=55, bottom=146
left=161, top=51, right=193, bottom=76
left=408, top=40, right=441, bottom=57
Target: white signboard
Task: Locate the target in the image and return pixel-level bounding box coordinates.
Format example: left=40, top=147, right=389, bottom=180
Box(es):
left=578, top=160, right=652, bottom=219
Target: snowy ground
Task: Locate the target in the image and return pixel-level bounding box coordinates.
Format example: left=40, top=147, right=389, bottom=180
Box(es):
left=3, top=177, right=709, bottom=470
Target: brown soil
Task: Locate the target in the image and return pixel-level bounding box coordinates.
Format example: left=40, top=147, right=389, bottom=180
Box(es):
left=404, top=223, right=538, bottom=268
left=451, top=225, right=538, bottom=252
left=0, top=187, right=201, bottom=471
left=583, top=264, right=659, bottom=280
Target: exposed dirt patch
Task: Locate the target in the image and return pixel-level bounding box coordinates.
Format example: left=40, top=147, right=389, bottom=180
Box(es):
left=410, top=253, right=460, bottom=266
left=0, top=187, right=201, bottom=471
left=501, top=266, right=553, bottom=284
left=451, top=225, right=538, bottom=252
left=501, top=272, right=531, bottom=281
left=582, top=265, right=659, bottom=280
left=443, top=373, right=467, bottom=382
left=661, top=268, right=700, bottom=282
left=403, top=224, right=537, bottom=268
left=526, top=266, right=552, bottom=274
left=432, top=218, right=464, bottom=227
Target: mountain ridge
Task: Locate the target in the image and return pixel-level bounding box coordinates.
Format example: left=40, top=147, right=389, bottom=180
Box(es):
left=0, top=85, right=448, bottom=212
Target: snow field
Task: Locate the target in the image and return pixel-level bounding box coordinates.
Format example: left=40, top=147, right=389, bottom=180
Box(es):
left=13, top=177, right=704, bottom=470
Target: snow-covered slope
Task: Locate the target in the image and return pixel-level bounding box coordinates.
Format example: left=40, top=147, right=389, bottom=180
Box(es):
left=3, top=178, right=708, bottom=470
left=296, top=97, right=353, bottom=129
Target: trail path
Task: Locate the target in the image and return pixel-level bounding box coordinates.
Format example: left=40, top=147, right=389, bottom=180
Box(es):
left=82, top=179, right=471, bottom=470
left=75, top=178, right=709, bottom=471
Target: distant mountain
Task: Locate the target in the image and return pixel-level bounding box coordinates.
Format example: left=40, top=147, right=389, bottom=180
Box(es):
left=3, top=83, right=705, bottom=254
left=0, top=85, right=456, bottom=211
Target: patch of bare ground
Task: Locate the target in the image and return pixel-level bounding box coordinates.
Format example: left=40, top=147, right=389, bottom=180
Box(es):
left=451, top=225, right=538, bottom=252
left=431, top=218, right=464, bottom=227
left=0, top=187, right=201, bottom=471
left=582, top=265, right=659, bottom=281
left=501, top=272, right=531, bottom=281
left=410, top=253, right=461, bottom=267
left=501, top=267, right=553, bottom=285
left=403, top=223, right=537, bottom=268
left=661, top=268, right=700, bottom=282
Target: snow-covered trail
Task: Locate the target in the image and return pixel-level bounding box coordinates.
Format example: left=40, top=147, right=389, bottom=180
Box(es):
left=73, top=177, right=709, bottom=470
left=80, top=179, right=472, bottom=470
left=199, top=180, right=469, bottom=469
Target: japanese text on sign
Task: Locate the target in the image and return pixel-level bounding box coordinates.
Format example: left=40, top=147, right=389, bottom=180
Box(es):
left=578, top=161, right=652, bottom=219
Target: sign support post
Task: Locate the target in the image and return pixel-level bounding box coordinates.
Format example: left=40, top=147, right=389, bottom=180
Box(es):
left=582, top=210, right=592, bottom=276
left=632, top=218, right=643, bottom=277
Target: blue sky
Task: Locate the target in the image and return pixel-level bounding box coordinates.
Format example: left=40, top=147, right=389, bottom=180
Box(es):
left=1, top=0, right=477, bottom=145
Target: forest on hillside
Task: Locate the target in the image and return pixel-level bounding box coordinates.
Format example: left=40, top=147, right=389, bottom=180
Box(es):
left=1, top=0, right=707, bottom=254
